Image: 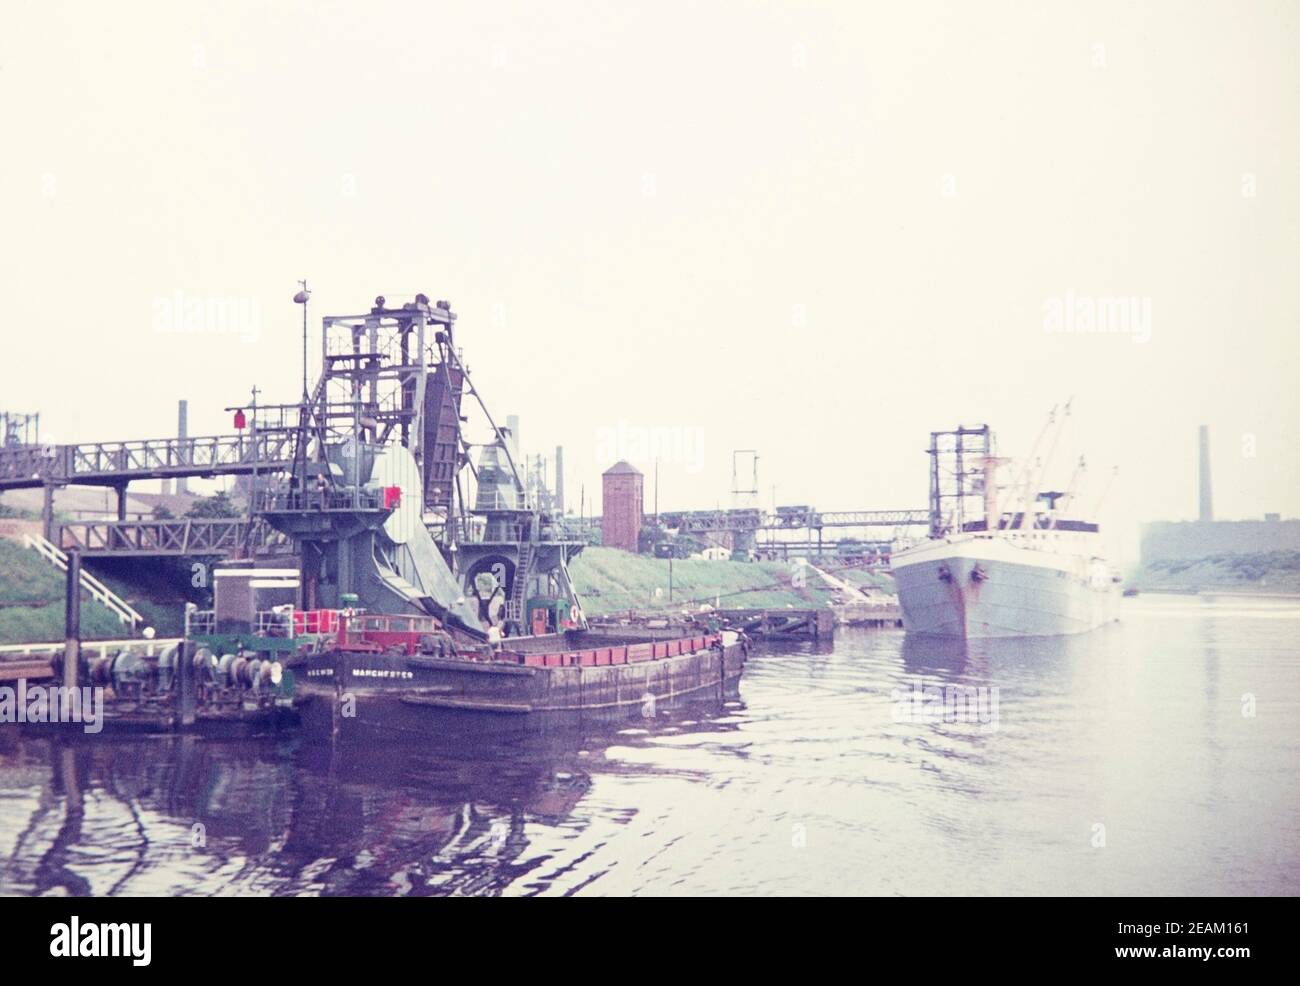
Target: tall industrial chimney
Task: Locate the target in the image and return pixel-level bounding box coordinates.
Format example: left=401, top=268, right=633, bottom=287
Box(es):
left=1198, top=425, right=1213, bottom=522
left=175, top=399, right=189, bottom=495
left=554, top=445, right=565, bottom=512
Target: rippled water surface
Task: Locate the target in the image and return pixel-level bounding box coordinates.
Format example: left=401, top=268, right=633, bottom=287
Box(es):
left=3, top=595, right=1298, bottom=896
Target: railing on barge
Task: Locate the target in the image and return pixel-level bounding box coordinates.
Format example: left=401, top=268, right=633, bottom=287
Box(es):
left=328, top=613, right=724, bottom=669
left=499, top=634, right=724, bottom=668
left=184, top=604, right=725, bottom=670
left=186, top=606, right=345, bottom=655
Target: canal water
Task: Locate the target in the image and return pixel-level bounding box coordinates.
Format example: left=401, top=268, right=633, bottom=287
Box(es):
left=2, top=595, right=1297, bottom=896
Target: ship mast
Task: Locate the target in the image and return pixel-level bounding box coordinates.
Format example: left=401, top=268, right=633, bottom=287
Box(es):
left=1018, top=398, right=1072, bottom=530
left=1047, top=455, right=1087, bottom=530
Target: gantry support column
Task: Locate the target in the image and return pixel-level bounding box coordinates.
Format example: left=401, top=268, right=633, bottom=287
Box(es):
left=42, top=484, right=56, bottom=542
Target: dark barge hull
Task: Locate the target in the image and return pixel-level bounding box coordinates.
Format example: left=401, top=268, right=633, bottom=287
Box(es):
left=290, top=635, right=746, bottom=733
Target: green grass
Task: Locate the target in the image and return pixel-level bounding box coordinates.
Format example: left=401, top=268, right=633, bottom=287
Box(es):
left=569, top=546, right=839, bottom=616
left=0, top=539, right=185, bottom=644
left=0, top=538, right=886, bottom=642
left=1134, top=550, right=1300, bottom=594
left=833, top=565, right=897, bottom=593
left=90, top=560, right=191, bottom=637
left=0, top=602, right=132, bottom=644
left=0, top=538, right=61, bottom=606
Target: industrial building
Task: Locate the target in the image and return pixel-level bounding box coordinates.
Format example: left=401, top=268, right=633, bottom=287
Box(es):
left=601, top=461, right=643, bottom=553
left=1140, top=517, right=1300, bottom=562
left=1140, top=426, right=1300, bottom=563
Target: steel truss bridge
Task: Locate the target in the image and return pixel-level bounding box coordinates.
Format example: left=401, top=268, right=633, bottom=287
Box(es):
left=57, top=517, right=290, bottom=558
left=558, top=506, right=926, bottom=559
left=0, top=430, right=298, bottom=556
left=0, top=430, right=928, bottom=559
left=658, top=507, right=928, bottom=534
left=0, top=432, right=295, bottom=491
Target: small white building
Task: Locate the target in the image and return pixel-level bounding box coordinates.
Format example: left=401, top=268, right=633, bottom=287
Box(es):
left=695, top=546, right=732, bottom=561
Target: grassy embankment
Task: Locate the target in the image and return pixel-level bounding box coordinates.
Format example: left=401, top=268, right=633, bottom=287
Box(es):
left=0, top=537, right=900, bottom=642
left=1131, top=550, right=1300, bottom=595
left=826, top=565, right=896, bottom=593
left=0, top=539, right=187, bottom=644
left=568, top=546, right=873, bottom=616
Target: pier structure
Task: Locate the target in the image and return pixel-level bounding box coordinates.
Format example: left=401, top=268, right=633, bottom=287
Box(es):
left=1, top=294, right=924, bottom=574
left=652, top=505, right=928, bottom=559
left=2, top=431, right=926, bottom=563
left=0, top=293, right=589, bottom=641
left=0, top=428, right=297, bottom=541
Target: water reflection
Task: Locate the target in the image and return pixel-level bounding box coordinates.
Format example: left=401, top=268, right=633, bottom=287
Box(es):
left=899, top=627, right=1110, bottom=680
left=0, top=698, right=740, bottom=897
left=2, top=597, right=1298, bottom=895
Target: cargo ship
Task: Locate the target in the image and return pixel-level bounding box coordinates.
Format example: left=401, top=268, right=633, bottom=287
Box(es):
left=184, top=293, right=747, bottom=727
left=890, top=419, right=1122, bottom=638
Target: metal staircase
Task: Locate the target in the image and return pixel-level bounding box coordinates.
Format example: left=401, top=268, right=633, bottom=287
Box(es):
left=21, top=533, right=143, bottom=632
left=505, top=543, right=532, bottom=626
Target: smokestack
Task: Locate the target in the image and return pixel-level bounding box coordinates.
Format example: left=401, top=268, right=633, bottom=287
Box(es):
left=175, top=399, right=189, bottom=496
left=1198, top=425, right=1213, bottom=522
left=555, top=445, right=565, bottom=512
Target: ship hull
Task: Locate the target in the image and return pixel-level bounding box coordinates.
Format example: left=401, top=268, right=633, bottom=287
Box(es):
left=892, top=537, right=1120, bottom=638
left=289, top=634, right=747, bottom=732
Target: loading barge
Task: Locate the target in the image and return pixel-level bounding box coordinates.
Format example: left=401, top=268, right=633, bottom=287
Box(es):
left=215, top=291, right=749, bottom=730
left=284, top=612, right=745, bottom=729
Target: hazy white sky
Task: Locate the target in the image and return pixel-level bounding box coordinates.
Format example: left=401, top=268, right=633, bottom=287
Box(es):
left=2, top=1, right=1297, bottom=559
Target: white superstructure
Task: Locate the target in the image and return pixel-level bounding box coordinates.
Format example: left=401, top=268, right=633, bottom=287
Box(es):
left=891, top=416, right=1121, bottom=638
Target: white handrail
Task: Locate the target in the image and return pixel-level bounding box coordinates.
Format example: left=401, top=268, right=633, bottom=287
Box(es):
left=0, top=637, right=179, bottom=657
left=20, top=534, right=144, bottom=631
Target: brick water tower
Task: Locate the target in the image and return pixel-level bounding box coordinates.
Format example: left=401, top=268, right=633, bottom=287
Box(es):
left=602, top=461, right=643, bottom=552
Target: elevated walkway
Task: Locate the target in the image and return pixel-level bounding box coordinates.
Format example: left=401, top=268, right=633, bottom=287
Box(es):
left=58, top=517, right=289, bottom=558
left=0, top=431, right=295, bottom=491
